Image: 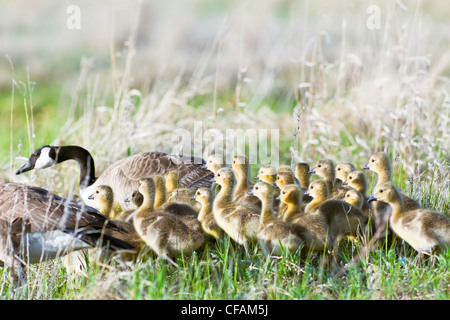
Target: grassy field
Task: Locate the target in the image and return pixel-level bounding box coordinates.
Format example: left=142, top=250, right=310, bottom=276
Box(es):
left=0, top=0, right=449, bottom=301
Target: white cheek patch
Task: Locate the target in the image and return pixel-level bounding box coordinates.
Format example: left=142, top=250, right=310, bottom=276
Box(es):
left=34, top=147, right=56, bottom=170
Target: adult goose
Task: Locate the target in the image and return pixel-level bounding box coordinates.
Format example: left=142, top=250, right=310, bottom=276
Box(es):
left=16, top=145, right=214, bottom=210
left=0, top=182, right=134, bottom=283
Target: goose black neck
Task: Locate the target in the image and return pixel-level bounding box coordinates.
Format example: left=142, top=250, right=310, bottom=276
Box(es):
left=55, top=146, right=96, bottom=189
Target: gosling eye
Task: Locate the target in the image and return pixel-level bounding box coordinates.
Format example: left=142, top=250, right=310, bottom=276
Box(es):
left=310, top=186, right=314, bottom=189
left=318, top=164, right=322, bottom=168
left=197, top=191, right=200, bottom=195
left=282, top=191, right=285, bottom=194
left=217, top=174, right=221, bottom=177
left=209, top=160, right=212, bottom=163
left=371, top=159, right=375, bottom=163
left=277, top=176, right=280, bottom=180
left=379, top=189, right=383, bottom=193
left=348, top=176, right=352, bottom=180
left=346, top=194, right=350, bottom=197
left=337, top=168, right=341, bottom=171
left=261, top=171, right=264, bottom=174
left=96, top=190, right=99, bottom=194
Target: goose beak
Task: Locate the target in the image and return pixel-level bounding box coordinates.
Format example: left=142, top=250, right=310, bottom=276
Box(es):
left=247, top=189, right=254, bottom=195
left=88, top=194, right=95, bottom=200
left=16, top=161, right=33, bottom=175
left=342, top=180, right=348, bottom=185
left=367, top=195, right=377, bottom=202
left=362, top=163, right=370, bottom=170
left=308, top=167, right=316, bottom=175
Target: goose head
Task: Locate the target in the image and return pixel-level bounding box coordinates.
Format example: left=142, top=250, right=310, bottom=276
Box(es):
left=16, top=145, right=57, bottom=174
left=278, top=184, right=302, bottom=205
left=367, top=181, right=401, bottom=205
left=363, top=152, right=391, bottom=175
left=203, top=154, right=225, bottom=175
left=275, top=171, right=296, bottom=189
left=255, top=165, right=277, bottom=184
left=305, top=180, right=330, bottom=201
left=343, top=189, right=364, bottom=209
left=309, top=159, right=336, bottom=181
left=336, top=162, right=356, bottom=183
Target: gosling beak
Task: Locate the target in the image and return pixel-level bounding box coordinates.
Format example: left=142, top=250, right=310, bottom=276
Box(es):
left=247, top=189, right=254, bottom=195
left=342, top=180, right=348, bottom=185
left=124, top=196, right=131, bottom=203
left=275, top=195, right=280, bottom=200
left=210, top=177, right=216, bottom=182
left=88, top=194, right=95, bottom=200
left=308, top=167, right=316, bottom=175
left=304, top=190, right=310, bottom=196
left=254, top=174, right=259, bottom=179
left=362, top=163, right=370, bottom=170
left=16, top=161, right=33, bottom=175
left=367, top=195, right=377, bottom=202
left=201, top=164, right=207, bottom=170
left=273, top=181, right=277, bottom=186
left=190, top=195, right=196, bottom=200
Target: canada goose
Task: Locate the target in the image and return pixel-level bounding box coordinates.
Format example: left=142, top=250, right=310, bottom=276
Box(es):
left=212, top=167, right=260, bottom=252
left=255, top=165, right=277, bottom=185
left=363, top=152, right=420, bottom=231
left=277, top=184, right=332, bottom=253
left=192, top=188, right=222, bottom=240
left=152, top=175, right=201, bottom=233
left=249, top=182, right=303, bottom=255
left=368, top=182, right=450, bottom=254
left=335, top=162, right=357, bottom=185
left=16, top=145, right=213, bottom=210
left=304, top=180, right=330, bottom=213
left=231, top=155, right=260, bottom=209
left=130, top=178, right=205, bottom=266
left=309, top=159, right=352, bottom=199
left=0, top=182, right=134, bottom=282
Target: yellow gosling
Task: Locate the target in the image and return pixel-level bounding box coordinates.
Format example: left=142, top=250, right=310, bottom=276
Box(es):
left=249, top=182, right=303, bottom=256
left=212, top=167, right=260, bottom=254
left=192, top=188, right=223, bottom=240
left=131, top=178, right=205, bottom=267
left=368, top=182, right=450, bottom=254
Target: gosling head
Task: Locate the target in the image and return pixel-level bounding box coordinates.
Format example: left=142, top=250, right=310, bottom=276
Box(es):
left=88, top=185, right=114, bottom=205
left=204, top=154, right=225, bottom=175
left=137, top=178, right=157, bottom=199
left=214, top=167, right=235, bottom=188
left=192, top=187, right=213, bottom=204
left=277, top=165, right=292, bottom=173
left=367, top=181, right=401, bottom=205
left=305, top=180, right=330, bottom=200
left=363, top=152, right=391, bottom=175
left=275, top=171, right=296, bottom=189
left=256, top=165, right=277, bottom=184
left=278, top=184, right=302, bottom=205
left=343, top=189, right=364, bottom=209
left=336, top=162, right=356, bottom=182
left=124, top=189, right=144, bottom=207
left=344, top=170, right=368, bottom=194
left=232, top=155, right=250, bottom=174
left=309, top=159, right=336, bottom=181
left=248, top=181, right=273, bottom=201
